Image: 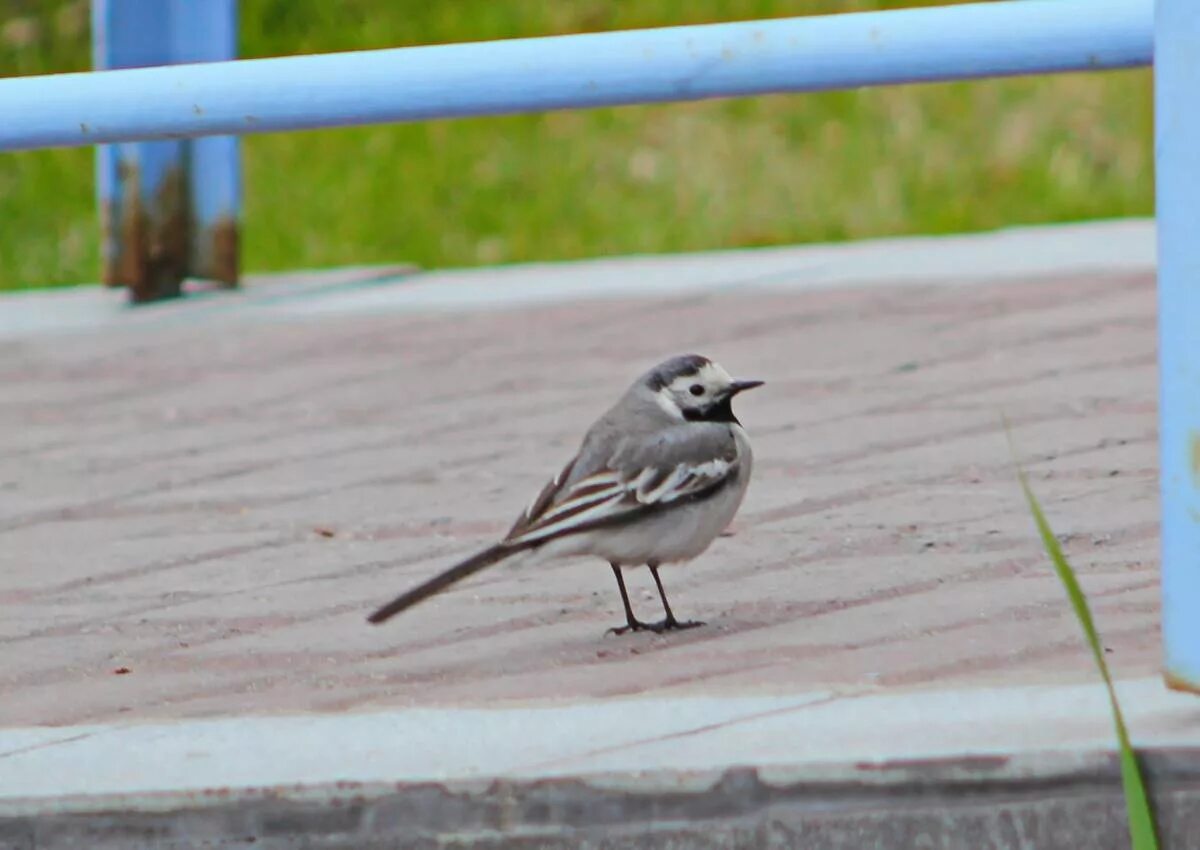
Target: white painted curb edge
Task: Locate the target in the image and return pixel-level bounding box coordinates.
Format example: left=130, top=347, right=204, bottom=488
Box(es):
left=0, top=676, right=1194, bottom=808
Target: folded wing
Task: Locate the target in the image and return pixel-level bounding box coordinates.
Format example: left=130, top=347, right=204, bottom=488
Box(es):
left=504, top=424, right=740, bottom=546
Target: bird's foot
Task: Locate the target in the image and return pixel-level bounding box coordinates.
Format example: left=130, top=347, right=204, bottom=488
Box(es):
left=606, top=616, right=705, bottom=636
left=606, top=619, right=652, bottom=636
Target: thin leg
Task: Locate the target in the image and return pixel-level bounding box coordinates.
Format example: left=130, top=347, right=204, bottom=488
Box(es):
left=606, top=563, right=650, bottom=636
left=648, top=563, right=705, bottom=632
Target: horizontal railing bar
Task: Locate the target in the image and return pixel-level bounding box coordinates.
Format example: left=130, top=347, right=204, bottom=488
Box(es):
left=0, top=0, right=1151, bottom=152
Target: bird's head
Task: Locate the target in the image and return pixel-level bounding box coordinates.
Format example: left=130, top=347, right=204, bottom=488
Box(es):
left=641, top=354, right=763, bottom=424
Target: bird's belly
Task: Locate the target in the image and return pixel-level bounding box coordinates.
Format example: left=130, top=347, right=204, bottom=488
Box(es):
left=577, top=473, right=748, bottom=566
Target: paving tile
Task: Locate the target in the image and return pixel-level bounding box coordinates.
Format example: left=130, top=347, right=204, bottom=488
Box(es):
left=0, top=270, right=1160, bottom=726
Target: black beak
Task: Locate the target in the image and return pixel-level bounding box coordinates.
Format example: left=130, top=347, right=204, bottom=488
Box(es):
left=730, top=379, right=765, bottom=394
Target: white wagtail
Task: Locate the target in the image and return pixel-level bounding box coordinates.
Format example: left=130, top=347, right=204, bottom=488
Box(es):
left=367, top=354, right=762, bottom=635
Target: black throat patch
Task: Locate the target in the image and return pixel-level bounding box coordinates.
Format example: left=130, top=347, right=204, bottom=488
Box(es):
left=683, top=395, right=739, bottom=425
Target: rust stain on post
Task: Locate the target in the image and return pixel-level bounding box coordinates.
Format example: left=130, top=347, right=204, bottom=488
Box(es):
left=1164, top=669, right=1200, bottom=696
left=99, top=200, right=123, bottom=288
left=195, top=216, right=240, bottom=288
left=105, top=161, right=191, bottom=303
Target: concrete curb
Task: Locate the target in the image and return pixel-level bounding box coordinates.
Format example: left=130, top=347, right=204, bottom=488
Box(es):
left=3, top=754, right=1198, bottom=849
left=2, top=679, right=1198, bottom=847
left=0, top=218, right=1154, bottom=340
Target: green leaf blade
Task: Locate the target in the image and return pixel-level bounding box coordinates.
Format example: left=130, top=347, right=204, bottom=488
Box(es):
left=1013, top=460, right=1159, bottom=850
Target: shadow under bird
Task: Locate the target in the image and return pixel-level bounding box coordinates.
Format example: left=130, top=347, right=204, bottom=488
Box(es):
left=367, top=354, right=763, bottom=634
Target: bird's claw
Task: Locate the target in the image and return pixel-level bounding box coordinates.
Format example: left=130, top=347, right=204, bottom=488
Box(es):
left=606, top=621, right=648, bottom=636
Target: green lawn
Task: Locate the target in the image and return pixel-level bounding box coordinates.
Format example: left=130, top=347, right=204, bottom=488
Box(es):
left=0, top=0, right=1153, bottom=291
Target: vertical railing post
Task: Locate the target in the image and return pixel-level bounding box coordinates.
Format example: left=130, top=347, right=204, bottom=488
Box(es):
left=92, top=0, right=185, bottom=302
left=1156, top=0, right=1200, bottom=694
left=172, top=0, right=240, bottom=289
left=91, top=0, right=240, bottom=303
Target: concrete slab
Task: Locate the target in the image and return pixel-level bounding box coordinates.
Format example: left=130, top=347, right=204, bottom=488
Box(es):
left=0, top=678, right=1193, bottom=801
left=0, top=221, right=1190, bottom=847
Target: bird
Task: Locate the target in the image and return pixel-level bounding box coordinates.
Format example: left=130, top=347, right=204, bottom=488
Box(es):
left=367, top=354, right=763, bottom=635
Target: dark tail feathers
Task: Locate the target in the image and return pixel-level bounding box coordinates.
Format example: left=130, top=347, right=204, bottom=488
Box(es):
left=366, top=543, right=520, bottom=624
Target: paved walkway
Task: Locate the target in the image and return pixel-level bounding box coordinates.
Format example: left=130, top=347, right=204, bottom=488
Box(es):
left=6, top=221, right=1197, bottom=848
left=0, top=221, right=1163, bottom=729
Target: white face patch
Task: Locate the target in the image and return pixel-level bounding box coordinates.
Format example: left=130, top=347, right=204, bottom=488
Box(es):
left=666, top=362, right=734, bottom=406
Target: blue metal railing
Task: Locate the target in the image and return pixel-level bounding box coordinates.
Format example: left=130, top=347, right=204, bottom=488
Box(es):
left=0, top=0, right=1149, bottom=150
left=0, top=0, right=1194, bottom=693
left=1153, top=0, right=1200, bottom=696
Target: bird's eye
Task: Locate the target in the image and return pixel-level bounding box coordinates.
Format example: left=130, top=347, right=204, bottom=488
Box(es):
left=689, top=384, right=705, bottom=396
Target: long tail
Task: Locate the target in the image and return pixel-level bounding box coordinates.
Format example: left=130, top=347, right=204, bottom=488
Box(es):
left=366, top=543, right=521, bottom=624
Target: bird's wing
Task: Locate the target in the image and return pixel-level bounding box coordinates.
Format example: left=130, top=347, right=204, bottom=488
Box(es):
left=503, top=424, right=740, bottom=546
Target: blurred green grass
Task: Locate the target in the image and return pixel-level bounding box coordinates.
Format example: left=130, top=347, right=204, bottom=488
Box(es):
left=0, top=0, right=1152, bottom=291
